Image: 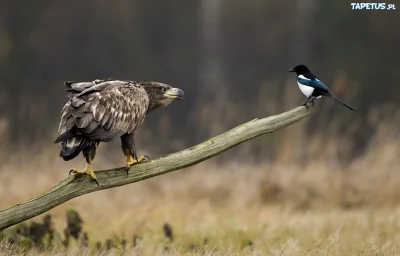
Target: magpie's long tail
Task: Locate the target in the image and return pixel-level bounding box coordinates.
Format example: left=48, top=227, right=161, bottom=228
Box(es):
left=328, top=94, right=358, bottom=112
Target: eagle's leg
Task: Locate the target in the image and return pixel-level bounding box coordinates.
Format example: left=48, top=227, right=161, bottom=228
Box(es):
left=121, top=134, right=149, bottom=172
left=70, top=144, right=99, bottom=186
left=124, top=152, right=136, bottom=169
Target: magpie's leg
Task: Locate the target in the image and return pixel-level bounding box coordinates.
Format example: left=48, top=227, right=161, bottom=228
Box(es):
left=309, top=96, right=316, bottom=106
left=302, top=96, right=312, bottom=106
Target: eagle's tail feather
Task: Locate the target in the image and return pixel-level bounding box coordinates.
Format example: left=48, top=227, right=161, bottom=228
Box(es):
left=54, top=129, right=75, bottom=144
left=56, top=129, right=88, bottom=161
left=59, top=137, right=87, bottom=161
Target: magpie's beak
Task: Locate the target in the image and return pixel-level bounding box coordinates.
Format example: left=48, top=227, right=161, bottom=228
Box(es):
left=164, top=88, right=185, bottom=100
left=288, top=68, right=295, bottom=72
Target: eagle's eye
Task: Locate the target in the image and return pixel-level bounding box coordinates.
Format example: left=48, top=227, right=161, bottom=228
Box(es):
left=162, top=87, right=167, bottom=92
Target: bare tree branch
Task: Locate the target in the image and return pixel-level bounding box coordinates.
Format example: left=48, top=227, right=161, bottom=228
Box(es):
left=0, top=106, right=313, bottom=230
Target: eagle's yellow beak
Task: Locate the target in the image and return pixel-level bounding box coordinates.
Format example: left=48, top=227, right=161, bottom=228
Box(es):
left=164, top=88, right=185, bottom=100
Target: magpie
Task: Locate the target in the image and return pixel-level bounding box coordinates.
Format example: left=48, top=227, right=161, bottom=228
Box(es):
left=288, top=64, right=358, bottom=111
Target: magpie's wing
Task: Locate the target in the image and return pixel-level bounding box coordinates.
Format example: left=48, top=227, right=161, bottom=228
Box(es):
left=298, top=76, right=358, bottom=111
left=297, top=77, right=330, bottom=92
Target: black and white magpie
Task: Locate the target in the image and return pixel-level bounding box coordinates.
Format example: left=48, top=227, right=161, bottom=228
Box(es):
left=288, top=64, right=358, bottom=111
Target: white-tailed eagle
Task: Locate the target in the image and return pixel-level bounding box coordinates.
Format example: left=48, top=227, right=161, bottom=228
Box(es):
left=55, top=79, right=185, bottom=185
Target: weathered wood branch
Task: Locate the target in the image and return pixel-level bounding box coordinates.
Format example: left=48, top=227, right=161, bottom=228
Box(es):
left=0, top=106, right=313, bottom=230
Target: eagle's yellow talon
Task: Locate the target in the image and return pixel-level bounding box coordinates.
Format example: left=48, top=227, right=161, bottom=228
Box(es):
left=125, top=155, right=148, bottom=168
left=135, top=155, right=147, bottom=163
left=70, top=164, right=98, bottom=185
left=125, top=155, right=135, bottom=168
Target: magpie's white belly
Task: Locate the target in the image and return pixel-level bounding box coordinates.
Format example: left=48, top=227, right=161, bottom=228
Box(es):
left=297, top=82, right=314, bottom=97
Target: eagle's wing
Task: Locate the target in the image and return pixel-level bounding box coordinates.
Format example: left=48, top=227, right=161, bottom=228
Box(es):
left=57, top=80, right=150, bottom=142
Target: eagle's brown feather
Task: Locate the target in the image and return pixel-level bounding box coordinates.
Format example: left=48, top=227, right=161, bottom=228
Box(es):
left=57, top=80, right=149, bottom=142
left=55, top=79, right=184, bottom=162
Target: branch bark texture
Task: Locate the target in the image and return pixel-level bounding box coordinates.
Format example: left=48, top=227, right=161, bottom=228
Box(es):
left=0, top=106, right=313, bottom=230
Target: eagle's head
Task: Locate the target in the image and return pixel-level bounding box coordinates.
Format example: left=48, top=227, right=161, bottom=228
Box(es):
left=140, top=82, right=185, bottom=112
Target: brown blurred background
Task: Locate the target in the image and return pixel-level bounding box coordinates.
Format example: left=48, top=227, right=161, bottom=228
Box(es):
left=0, top=1, right=399, bottom=157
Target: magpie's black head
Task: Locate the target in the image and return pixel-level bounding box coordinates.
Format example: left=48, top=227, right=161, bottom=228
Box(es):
left=288, top=64, right=310, bottom=75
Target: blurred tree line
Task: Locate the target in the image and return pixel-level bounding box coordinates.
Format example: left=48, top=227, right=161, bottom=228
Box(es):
left=0, top=1, right=399, bottom=160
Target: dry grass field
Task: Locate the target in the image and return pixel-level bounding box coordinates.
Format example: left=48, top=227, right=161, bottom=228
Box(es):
left=0, top=103, right=400, bottom=255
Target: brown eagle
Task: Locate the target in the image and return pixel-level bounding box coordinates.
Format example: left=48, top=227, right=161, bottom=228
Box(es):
left=55, top=79, right=185, bottom=185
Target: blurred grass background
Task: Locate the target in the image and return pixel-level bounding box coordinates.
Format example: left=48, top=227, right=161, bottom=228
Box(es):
left=0, top=0, right=400, bottom=255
